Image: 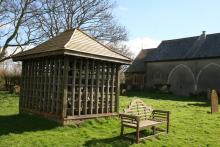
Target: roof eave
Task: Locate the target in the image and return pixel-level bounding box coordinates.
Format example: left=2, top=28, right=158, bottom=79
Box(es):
left=64, top=50, right=131, bottom=64
left=145, top=56, right=220, bottom=63
left=12, top=49, right=65, bottom=61
left=12, top=49, right=132, bottom=64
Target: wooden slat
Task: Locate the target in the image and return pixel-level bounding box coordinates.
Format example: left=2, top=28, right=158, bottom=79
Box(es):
left=25, top=62, right=28, bottom=108
left=110, top=65, right=115, bottom=113
left=43, top=60, right=48, bottom=113
left=32, top=60, right=36, bottom=110
left=84, top=59, right=89, bottom=115
left=20, top=62, right=25, bottom=110
left=34, top=60, right=38, bottom=111
left=47, top=58, right=52, bottom=112
left=101, top=63, right=105, bottom=113
left=90, top=60, right=94, bottom=114
left=62, top=56, right=69, bottom=118
left=72, top=58, right=76, bottom=116
left=39, top=60, right=44, bottom=112
left=26, top=62, right=30, bottom=108
left=78, top=58, right=82, bottom=116
left=32, top=60, right=35, bottom=109
left=25, top=62, right=30, bottom=109
left=56, top=58, right=61, bottom=115
left=22, top=61, right=27, bottom=108
left=115, top=64, right=120, bottom=113
left=35, top=61, right=39, bottom=111
left=51, top=58, right=56, bottom=113
left=95, top=62, right=100, bottom=114
left=29, top=60, right=34, bottom=109
left=106, top=63, right=110, bottom=113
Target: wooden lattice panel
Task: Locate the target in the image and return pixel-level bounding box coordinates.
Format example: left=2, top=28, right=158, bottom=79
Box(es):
left=20, top=56, right=64, bottom=117
left=66, top=57, right=119, bottom=118
left=20, top=55, right=120, bottom=122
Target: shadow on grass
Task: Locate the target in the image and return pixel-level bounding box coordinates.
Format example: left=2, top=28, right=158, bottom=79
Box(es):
left=187, top=102, right=210, bottom=107
left=85, top=130, right=153, bottom=147
left=124, top=91, right=206, bottom=102
left=0, top=114, right=59, bottom=136
left=84, top=136, right=132, bottom=147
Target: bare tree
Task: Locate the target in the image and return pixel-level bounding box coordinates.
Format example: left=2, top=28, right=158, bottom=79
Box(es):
left=0, top=0, right=42, bottom=62
left=0, top=0, right=132, bottom=62
left=32, top=0, right=129, bottom=51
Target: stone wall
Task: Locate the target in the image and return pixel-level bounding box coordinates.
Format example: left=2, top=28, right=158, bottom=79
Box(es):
left=125, top=72, right=145, bottom=90
left=145, top=58, right=220, bottom=96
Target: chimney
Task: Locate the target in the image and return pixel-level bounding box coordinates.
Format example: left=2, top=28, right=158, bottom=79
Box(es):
left=199, top=31, right=206, bottom=40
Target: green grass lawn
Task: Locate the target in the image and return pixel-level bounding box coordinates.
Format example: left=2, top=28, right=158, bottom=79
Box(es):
left=0, top=91, right=220, bottom=147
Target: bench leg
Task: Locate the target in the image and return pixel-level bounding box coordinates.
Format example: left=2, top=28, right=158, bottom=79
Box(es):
left=167, top=122, right=169, bottom=133
left=120, top=125, right=124, bottom=136
left=167, top=111, right=170, bottom=133
left=136, top=127, right=140, bottom=143
left=152, top=126, right=156, bottom=135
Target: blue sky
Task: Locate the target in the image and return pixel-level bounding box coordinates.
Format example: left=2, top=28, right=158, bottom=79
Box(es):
left=114, top=0, right=220, bottom=55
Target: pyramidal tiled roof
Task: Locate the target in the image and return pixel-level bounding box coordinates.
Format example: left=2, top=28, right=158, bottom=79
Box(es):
left=12, top=29, right=131, bottom=64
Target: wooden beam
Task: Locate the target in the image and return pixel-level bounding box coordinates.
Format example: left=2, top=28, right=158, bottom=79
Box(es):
left=106, top=63, right=110, bottom=113
left=56, top=58, right=61, bottom=115
left=20, top=62, right=25, bottom=112
left=90, top=60, right=94, bottom=114
left=47, top=58, right=52, bottom=112
left=32, top=60, right=36, bottom=110
left=51, top=58, right=56, bottom=113
left=29, top=60, right=34, bottom=109
left=101, top=63, right=105, bottom=113
left=62, top=56, right=69, bottom=118
left=39, top=60, right=44, bottom=112
left=110, top=65, right=115, bottom=113
left=95, top=62, right=100, bottom=114
left=84, top=59, right=89, bottom=115
left=26, top=62, right=30, bottom=109
left=43, top=60, right=48, bottom=113
left=35, top=61, right=39, bottom=111
left=115, top=64, right=120, bottom=113
left=22, top=61, right=27, bottom=108
left=72, top=58, right=76, bottom=116
left=78, top=58, right=82, bottom=116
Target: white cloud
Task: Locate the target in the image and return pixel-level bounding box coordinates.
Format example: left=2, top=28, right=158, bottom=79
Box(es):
left=125, top=37, right=161, bottom=57
left=117, top=6, right=128, bottom=12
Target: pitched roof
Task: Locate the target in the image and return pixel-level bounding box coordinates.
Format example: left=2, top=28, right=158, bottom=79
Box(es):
left=126, top=48, right=156, bottom=73
left=145, top=32, right=220, bottom=62
left=12, top=29, right=131, bottom=64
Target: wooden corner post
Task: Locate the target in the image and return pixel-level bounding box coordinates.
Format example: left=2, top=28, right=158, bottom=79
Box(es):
left=62, top=56, right=69, bottom=118
left=115, top=64, right=120, bottom=113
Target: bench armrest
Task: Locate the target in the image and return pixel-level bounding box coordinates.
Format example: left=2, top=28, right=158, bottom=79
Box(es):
left=151, top=110, right=170, bottom=122
left=119, top=113, right=140, bottom=127
left=153, top=109, right=170, bottom=114
left=119, top=113, right=140, bottom=121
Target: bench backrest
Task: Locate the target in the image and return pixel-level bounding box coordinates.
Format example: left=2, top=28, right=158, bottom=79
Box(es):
left=123, top=98, right=152, bottom=120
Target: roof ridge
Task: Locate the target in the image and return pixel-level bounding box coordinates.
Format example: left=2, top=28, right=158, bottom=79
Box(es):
left=16, top=29, right=75, bottom=55
left=64, top=29, right=76, bottom=48
left=75, top=28, right=132, bottom=61
left=162, top=36, right=199, bottom=42
left=142, top=48, right=157, bottom=50
left=162, top=32, right=220, bottom=42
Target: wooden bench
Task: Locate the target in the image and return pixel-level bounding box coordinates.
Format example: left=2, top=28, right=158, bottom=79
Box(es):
left=120, top=99, right=170, bottom=143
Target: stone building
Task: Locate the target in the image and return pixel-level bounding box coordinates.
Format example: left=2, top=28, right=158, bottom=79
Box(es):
left=125, top=48, right=155, bottom=90
left=126, top=31, right=220, bottom=96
